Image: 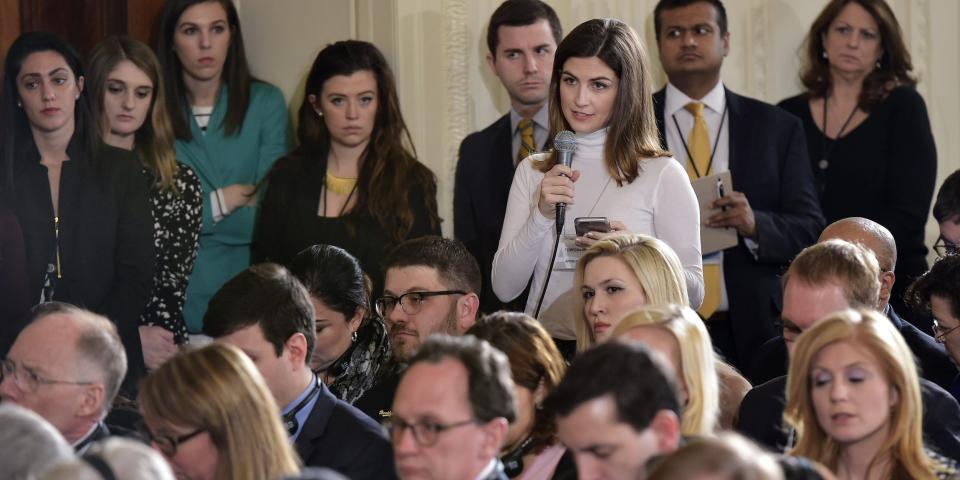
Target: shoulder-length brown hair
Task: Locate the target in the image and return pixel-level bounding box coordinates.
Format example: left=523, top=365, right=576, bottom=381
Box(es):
left=157, top=0, right=255, bottom=141
left=537, top=18, right=668, bottom=186
left=287, top=40, right=439, bottom=242
left=467, top=311, right=566, bottom=454
left=799, top=0, right=916, bottom=111
left=139, top=344, right=300, bottom=480
left=87, top=36, right=179, bottom=192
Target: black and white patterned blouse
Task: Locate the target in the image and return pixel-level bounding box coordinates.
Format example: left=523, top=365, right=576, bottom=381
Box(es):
left=140, top=162, right=202, bottom=344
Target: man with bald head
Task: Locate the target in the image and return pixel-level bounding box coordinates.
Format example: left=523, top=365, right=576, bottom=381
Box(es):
left=751, top=217, right=955, bottom=388
left=0, top=302, right=127, bottom=453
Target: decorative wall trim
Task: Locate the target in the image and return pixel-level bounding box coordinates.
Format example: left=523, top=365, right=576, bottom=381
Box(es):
left=442, top=0, right=470, bottom=203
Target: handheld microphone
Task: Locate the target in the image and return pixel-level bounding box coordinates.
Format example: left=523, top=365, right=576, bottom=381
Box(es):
left=553, top=130, right=577, bottom=234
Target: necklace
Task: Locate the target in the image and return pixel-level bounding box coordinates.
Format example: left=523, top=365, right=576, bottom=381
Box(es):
left=817, top=95, right=859, bottom=171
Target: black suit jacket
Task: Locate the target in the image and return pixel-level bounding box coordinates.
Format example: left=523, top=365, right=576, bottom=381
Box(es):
left=296, top=383, right=397, bottom=480
left=735, top=375, right=960, bottom=462
left=653, top=87, right=824, bottom=367
left=10, top=141, right=152, bottom=393
left=454, top=114, right=529, bottom=314
left=749, top=307, right=957, bottom=390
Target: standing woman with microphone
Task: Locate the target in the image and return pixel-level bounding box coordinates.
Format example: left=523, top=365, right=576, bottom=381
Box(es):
left=492, top=18, right=703, bottom=354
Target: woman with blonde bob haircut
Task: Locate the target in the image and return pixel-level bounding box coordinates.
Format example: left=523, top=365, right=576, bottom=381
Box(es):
left=139, top=343, right=300, bottom=480
left=575, top=233, right=688, bottom=350
left=785, top=309, right=957, bottom=479
left=611, top=304, right=718, bottom=437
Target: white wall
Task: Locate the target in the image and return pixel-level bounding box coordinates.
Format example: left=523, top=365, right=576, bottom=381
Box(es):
left=239, top=0, right=960, bottom=252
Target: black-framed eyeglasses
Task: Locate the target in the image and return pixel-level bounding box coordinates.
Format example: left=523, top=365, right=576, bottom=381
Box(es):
left=0, top=358, right=93, bottom=394
left=933, top=236, right=959, bottom=258
left=386, top=416, right=475, bottom=447
left=137, top=421, right=205, bottom=457
left=374, top=290, right=466, bottom=317
left=933, top=319, right=960, bottom=343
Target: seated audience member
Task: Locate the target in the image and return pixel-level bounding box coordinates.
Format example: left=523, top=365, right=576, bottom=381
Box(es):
left=139, top=343, right=300, bottom=480
left=204, top=264, right=395, bottom=479
left=647, top=432, right=784, bottom=480
left=934, top=169, right=960, bottom=257
left=40, top=437, right=174, bottom=480
left=468, top=312, right=576, bottom=479
left=907, top=254, right=960, bottom=401
left=611, top=305, right=719, bottom=437
left=390, top=335, right=515, bottom=480
left=1, top=303, right=127, bottom=453
left=289, top=244, right=391, bottom=404
left=354, top=236, right=482, bottom=420
left=0, top=403, right=73, bottom=479
left=736, top=240, right=960, bottom=461
left=575, top=233, right=688, bottom=351
left=785, top=309, right=959, bottom=478
left=752, top=217, right=955, bottom=389
left=545, top=341, right=683, bottom=479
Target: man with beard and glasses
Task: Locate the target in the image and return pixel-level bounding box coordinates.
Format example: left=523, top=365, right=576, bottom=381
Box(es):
left=354, top=236, right=482, bottom=421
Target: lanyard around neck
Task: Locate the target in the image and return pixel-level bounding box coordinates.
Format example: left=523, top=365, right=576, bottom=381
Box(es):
left=671, top=102, right=728, bottom=179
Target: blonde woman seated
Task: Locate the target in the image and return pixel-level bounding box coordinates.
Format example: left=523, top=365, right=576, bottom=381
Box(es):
left=574, top=233, right=687, bottom=350
left=611, top=305, right=719, bottom=437
left=139, top=344, right=300, bottom=480
left=785, top=309, right=959, bottom=480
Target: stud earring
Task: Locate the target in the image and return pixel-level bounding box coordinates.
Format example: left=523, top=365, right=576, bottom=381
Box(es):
left=822, top=50, right=828, bottom=59
left=16, top=100, right=22, bottom=108
left=876, top=60, right=881, bottom=69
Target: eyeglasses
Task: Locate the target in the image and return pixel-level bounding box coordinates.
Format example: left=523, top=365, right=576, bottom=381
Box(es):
left=933, top=319, right=960, bottom=343
left=0, top=358, right=93, bottom=394
left=374, top=290, right=466, bottom=317
left=138, top=421, right=205, bottom=457
left=933, top=236, right=959, bottom=258
left=386, top=416, right=475, bottom=447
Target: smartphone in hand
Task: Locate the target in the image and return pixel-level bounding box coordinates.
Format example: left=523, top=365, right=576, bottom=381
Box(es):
left=575, top=217, right=611, bottom=237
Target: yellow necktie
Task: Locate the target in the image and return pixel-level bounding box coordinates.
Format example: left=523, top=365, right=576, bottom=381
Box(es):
left=684, top=102, right=711, bottom=178
left=517, top=118, right=535, bottom=164
left=683, top=102, right=721, bottom=319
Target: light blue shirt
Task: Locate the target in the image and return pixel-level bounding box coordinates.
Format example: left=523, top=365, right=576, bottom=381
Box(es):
left=283, top=377, right=321, bottom=442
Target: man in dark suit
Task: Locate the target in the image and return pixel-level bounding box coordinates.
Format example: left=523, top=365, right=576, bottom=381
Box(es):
left=735, top=240, right=960, bottom=461
left=751, top=217, right=956, bottom=389
left=454, top=0, right=562, bottom=314
left=205, top=264, right=395, bottom=480
left=391, top=335, right=514, bottom=480
left=651, top=0, right=823, bottom=373
left=0, top=303, right=126, bottom=453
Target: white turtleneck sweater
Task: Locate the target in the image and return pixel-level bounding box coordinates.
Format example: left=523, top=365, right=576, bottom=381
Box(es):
left=491, top=128, right=704, bottom=340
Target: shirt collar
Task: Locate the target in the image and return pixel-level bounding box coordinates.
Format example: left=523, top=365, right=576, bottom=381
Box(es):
left=474, top=458, right=500, bottom=480
left=283, top=376, right=322, bottom=441
left=665, top=80, right=726, bottom=117
left=510, top=103, right=550, bottom=134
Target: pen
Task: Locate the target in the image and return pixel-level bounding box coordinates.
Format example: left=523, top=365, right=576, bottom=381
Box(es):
left=717, top=178, right=728, bottom=212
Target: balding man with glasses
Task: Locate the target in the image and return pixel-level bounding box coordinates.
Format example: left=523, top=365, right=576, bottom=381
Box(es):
left=389, top=334, right=514, bottom=480
left=0, top=302, right=127, bottom=453
left=355, top=236, right=482, bottom=421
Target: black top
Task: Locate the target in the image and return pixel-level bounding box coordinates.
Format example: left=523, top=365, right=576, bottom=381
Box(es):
left=254, top=154, right=440, bottom=296
left=777, top=87, right=936, bottom=284
left=10, top=139, right=153, bottom=394
left=141, top=163, right=202, bottom=344
left=0, top=203, right=30, bottom=356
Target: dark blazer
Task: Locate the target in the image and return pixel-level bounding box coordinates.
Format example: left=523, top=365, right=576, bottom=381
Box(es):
left=653, top=87, right=824, bottom=368
left=354, top=368, right=401, bottom=422
left=454, top=114, right=529, bottom=314
left=11, top=141, right=152, bottom=393
left=0, top=204, right=30, bottom=356
left=735, top=375, right=960, bottom=462
left=296, top=382, right=397, bottom=480
left=75, top=421, right=111, bottom=454
left=749, top=307, right=957, bottom=390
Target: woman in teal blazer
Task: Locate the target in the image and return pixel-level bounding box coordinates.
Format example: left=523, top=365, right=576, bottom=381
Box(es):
left=158, top=0, right=290, bottom=333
